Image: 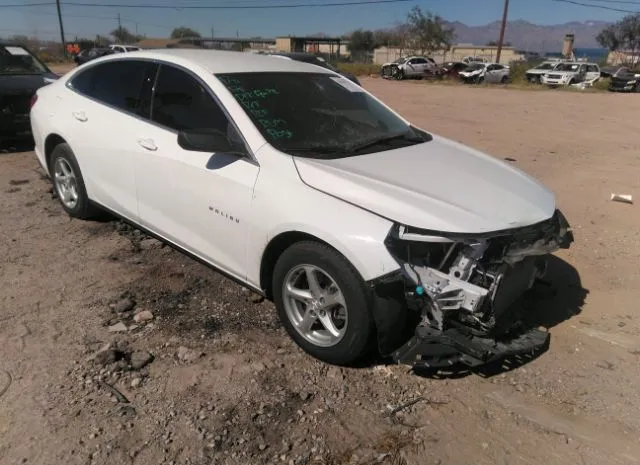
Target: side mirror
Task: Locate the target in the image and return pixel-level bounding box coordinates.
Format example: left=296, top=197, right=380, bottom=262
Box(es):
left=177, top=129, right=234, bottom=153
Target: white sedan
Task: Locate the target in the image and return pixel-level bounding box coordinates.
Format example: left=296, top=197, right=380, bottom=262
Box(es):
left=459, top=62, right=511, bottom=84
left=30, top=49, right=573, bottom=368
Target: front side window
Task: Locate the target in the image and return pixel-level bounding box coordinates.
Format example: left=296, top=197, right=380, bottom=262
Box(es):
left=216, top=72, right=430, bottom=159
left=151, top=64, right=231, bottom=135
left=69, top=60, right=157, bottom=116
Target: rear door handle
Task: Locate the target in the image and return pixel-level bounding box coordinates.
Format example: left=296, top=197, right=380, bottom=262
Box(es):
left=72, top=111, right=87, bottom=122
left=137, top=138, right=157, bottom=151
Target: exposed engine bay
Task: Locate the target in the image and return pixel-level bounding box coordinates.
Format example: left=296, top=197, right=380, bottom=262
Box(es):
left=376, top=209, right=574, bottom=368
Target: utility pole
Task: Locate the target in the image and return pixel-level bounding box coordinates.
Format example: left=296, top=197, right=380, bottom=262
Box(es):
left=211, top=27, right=214, bottom=39
left=55, top=0, right=67, bottom=58
left=495, top=0, right=509, bottom=64
left=117, top=13, right=122, bottom=43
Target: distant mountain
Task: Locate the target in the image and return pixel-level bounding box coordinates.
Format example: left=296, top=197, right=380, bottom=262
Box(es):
left=447, top=19, right=611, bottom=53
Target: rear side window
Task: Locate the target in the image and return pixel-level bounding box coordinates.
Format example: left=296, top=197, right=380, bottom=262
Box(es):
left=69, top=60, right=157, bottom=117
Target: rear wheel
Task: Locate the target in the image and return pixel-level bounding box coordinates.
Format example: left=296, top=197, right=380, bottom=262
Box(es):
left=272, top=241, right=374, bottom=366
left=501, top=75, right=509, bottom=84
left=49, top=143, right=99, bottom=219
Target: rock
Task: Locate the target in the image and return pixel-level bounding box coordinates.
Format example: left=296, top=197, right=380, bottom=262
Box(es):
left=131, top=377, right=142, bottom=388
left=111, top=298, right=135, bottom=314
left=252, top=362, right=266, bottom=373
left=276, top=348, right=286, bottom=355
left=130, top=351, right=153, bottom=369
left=133, top=310, right=154, bottom=323
left=176, top=346, right=201, bottom=363
left=259, top=444, right=268, bottom=451
left=327, top=366, right=344, bottom=380
left=108, top=322, right=128, bottom=333
left=88, top=344, right=118, bottom=365
left=249, top=293, right=265, bottom=304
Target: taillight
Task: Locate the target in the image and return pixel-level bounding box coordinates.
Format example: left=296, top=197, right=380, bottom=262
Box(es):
left=30, top=93, right=38, bottom=109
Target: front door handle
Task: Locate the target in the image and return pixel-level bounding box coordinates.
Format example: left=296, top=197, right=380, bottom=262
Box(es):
left=72, top=111, right=87, bottom=122
left=137, top=138, right=157, bottom=151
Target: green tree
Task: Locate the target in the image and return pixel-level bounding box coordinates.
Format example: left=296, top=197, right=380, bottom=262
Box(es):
left=406, top=6, right=456, bottom=56
left=170, top=27, right=201, bottom=39
left=349, top=29, right=376, bottom=52
left=596, top=13, right=640, bottom=66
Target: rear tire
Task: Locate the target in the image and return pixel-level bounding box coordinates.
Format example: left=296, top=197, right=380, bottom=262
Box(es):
left=49, top=143, right=99, bottom=219
left=501, top=76, right=509, bottom=84
left=272, top=241, right=374, bottom=366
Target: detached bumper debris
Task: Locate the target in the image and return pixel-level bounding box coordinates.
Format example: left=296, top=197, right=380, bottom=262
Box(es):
left=392, top=325, right=550, bottom=369
left=611, top=193, right=633, bottom=204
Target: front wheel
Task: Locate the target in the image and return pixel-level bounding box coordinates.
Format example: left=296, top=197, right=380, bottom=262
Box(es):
left=49, top=143, right=99, bottom=219
left=272, top=241, right=374, bottom=366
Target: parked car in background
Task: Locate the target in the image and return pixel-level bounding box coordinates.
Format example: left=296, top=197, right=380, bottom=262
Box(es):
left=74, top=48, right=118, bottom=66
left=380, top=56, right=437, bottom=80
left=30, top=49, right=573, bottom=369
left=459, top=62, right=510, bottom=84
left=600, top=65, right=632, bottom=79
left=608, top=69, right=640, bottom=92
left=0, top=42, right=58, bottom=148
left=261, top=51, right=360, bottom=86
left=525, top=61, right=562, bottom=83
left=461, top=56, right=488, bottom=65
left=109, top=44, right=142, bottom=53
left=540, top=62, right=600, bottom=88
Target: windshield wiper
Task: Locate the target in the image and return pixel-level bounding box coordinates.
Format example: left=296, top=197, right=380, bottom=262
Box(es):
left=346, top=132, right=425, bottom=154
left=286, top=146, right=345, bottom=158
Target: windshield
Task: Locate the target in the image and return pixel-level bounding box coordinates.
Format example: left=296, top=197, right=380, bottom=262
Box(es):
left=535, top=62, right=556, bottom=70
left=0, top=46, right=48, bottom=75
left=216, top=72, right=429, bottom=158
left=555, top=63, right=580, bottom=72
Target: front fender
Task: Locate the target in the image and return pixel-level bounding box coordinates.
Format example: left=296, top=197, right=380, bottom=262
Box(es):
left=246, top=166, right=401, bottom=289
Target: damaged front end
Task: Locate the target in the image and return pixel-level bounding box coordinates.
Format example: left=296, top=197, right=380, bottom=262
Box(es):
left=371, top=210, right=574, bottom=369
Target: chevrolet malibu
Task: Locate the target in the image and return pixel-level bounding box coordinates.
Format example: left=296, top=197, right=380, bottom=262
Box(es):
left=30, top=49, right=573, bottom=368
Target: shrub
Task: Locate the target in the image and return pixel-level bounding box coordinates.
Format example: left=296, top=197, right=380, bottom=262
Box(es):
left=335, top=62, right=381, bottom=76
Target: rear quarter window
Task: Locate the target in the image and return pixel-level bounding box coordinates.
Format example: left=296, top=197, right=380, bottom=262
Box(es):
left=68, top=60, right=157, bottom=116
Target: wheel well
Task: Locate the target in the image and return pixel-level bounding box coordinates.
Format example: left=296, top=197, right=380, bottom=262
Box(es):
left=259, top=231, right=331, bottom=300
left=44, top=134, right=66, bottom=170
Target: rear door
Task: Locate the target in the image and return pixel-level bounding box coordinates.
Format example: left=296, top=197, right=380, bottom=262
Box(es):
left=64, top=59, right=158, bottom=220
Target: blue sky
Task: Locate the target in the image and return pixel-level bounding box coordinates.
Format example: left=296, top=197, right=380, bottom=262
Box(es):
left=0, top=0, right=628, bottom=42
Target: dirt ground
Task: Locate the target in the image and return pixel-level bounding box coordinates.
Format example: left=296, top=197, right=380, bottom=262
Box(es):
left=2, top=72, right=640, bottom=465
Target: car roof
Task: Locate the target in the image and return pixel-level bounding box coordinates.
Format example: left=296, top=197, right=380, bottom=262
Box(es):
left=91, top=48, right=334, bottom=74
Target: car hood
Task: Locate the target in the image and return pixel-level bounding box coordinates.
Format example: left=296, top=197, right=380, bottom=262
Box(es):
left=460, top=69, right=483, bottom=76
left=0, top=73, right=59, bottom=93
left=293, top=135, right=556, bottom=233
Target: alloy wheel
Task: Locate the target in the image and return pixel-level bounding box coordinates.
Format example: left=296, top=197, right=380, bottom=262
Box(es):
left=282, top=264, right=348, bottom=347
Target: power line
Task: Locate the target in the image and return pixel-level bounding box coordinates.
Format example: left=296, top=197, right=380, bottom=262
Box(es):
left=550, top=0, right=639, bottom=13
left=583, top=0, right=640, bottom=4
left=0, top=2, right=52, bottom=7
left=60, top=0, right=413, bottom=9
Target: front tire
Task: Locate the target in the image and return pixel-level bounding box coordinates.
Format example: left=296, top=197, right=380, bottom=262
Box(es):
left=272, top=241, right=374, bottom=366
left=49, top=143, right=99, bottom=219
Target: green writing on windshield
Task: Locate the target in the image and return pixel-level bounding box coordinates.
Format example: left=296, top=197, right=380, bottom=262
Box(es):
left=218, top=75, right=294, bottom=140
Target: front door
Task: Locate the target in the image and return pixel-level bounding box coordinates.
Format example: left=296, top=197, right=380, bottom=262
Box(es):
left=134, top=64, right=259, bottom=280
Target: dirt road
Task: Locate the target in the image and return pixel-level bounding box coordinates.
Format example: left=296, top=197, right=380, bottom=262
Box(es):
left=2, top=77, right=640, bottom=465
